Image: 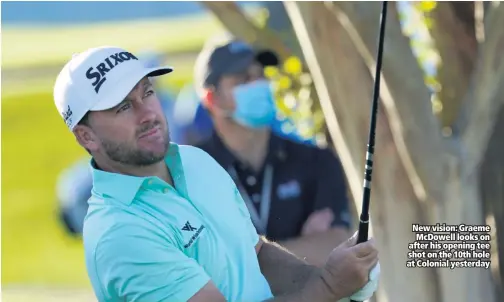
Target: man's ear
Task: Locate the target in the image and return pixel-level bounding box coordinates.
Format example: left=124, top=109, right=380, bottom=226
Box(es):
left=73, top=125, right=99, bottom=153
left=202, top=88, right=215, bottom=108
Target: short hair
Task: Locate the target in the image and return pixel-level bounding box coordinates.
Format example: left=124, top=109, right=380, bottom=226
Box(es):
left=75, top=111, right=92, bottom=155
left=77, top=111, right=90, bottom=127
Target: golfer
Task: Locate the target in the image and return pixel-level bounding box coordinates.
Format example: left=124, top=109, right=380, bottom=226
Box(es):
left=54, top=53, right=207, bottom=237
left=53, top=46, right=380, bottom=302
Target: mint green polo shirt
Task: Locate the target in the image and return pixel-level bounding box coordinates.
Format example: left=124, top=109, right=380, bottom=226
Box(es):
left=83, top=143, right=273, bottom=302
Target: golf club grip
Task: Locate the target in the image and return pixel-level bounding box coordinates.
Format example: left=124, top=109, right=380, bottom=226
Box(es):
left=356, top=185, right=371, bottom=245
left=351, top=215, right=370, bottom=302
left=356, top=220, right=369, bottom=244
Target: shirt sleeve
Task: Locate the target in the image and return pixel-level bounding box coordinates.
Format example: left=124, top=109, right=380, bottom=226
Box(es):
left=93, top=223, right=211, bottom=302
left=311, top=148, right=352, bottom=229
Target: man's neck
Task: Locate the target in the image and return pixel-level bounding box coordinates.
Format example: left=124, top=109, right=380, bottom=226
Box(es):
left=215, top=120, right=271, bottom=172
left=94, top=157, right=174, bottom=187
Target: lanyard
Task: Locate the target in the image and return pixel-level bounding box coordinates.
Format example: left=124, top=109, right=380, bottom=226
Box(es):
left=228, top=164, right=274, bottom=235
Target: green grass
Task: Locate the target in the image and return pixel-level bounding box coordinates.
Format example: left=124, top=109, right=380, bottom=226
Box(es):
left=2, top=14, right=223, bottom=70
left=2, top=89, right=94, bottom=287
left=2, top=288, right=96, bottom=302
left=1, top=53, right=197, bottom=99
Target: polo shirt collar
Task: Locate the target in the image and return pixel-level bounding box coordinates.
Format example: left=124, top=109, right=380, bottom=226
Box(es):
left=209, top=130, right=287, bottom=169
left=90, top=143, right=181, bottom=205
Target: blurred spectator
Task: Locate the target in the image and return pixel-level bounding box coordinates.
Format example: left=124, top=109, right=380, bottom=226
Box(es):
left=175, top=83, right=316, bottom=147
left=56, top=156, right=92, bottom=235
left=177, top=32, right=317, bottom=146
left=192, top=39, right=351, bottom=266
left=173, top=83, right=214, bottom=145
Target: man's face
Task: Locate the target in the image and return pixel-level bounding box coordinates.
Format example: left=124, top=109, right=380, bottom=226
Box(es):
left=211, top=61, right=265, bottom=115
left=78, top=77, right=170, bottom=166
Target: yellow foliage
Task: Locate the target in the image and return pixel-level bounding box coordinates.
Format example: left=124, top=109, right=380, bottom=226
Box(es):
left=423, top=17, right=433, bottom=29
left=424, top=75, right=441, bottom=92
left=266, top=53, right=325, bottom=142
left=283, top=56, right=303, bottom=76
left=254, top=7, right=271, bottom=29
left=278, top=75, right=292, bottom=90
left=275, top=98, right=292, bottom=117
left=417, top=1, right=437, bottom=13
left=431, top=95, right=443, bottom=114
left=264, top=66, right=280, bottom=79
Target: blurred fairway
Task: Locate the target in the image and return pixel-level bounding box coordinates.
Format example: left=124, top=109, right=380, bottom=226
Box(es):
left=2, top=15, right=222, bottom=70
left=2, top=288, right=96, bottom=302
left=2, top=89, right=95, bottom=287
left=2, top=35, right=198, bottom=302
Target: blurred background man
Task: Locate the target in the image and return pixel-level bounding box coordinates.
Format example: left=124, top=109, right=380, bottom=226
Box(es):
left=192, top=39, right=352, bottom=266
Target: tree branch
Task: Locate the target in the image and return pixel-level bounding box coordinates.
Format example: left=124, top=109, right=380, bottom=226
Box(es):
left=479, top=105, right=504, bottom=301
left=428, top=2, right=477, bottom=129
left=327, top=1, right=447, bottom=204
left=201, top=1, right=294, bottom=61
left=283, top=2, right=440, bottom=300
left=457, top=2, right=504, bottom=175
left=448, top=1, right=476, bottom=34
left=263, top=1, right=304, bottom=59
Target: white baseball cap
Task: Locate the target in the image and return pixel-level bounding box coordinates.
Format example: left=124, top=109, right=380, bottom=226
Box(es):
left=53, top=46, right=173, bottom=130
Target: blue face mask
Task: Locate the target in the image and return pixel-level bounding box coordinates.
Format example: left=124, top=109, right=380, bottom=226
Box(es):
left=232, top=80, right=276, bottom=129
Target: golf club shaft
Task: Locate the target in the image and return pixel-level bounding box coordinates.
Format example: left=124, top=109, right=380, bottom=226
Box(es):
left=351, top=1, right=387, bottom=302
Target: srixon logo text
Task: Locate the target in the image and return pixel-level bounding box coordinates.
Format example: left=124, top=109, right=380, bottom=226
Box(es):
left=86, top=52, right=138, bottom=93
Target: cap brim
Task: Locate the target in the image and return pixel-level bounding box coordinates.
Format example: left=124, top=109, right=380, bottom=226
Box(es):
left=215, top=49, right=280, bottom=78
left=201, top=48, right=279, bottom=89
left=225, top=50, right=279, bottom=74
left=225, top=55, right=255, bottom=75
left=90, top=66, right=173, bottom=111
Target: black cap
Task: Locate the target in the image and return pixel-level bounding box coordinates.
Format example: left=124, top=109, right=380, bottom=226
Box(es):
left=194, top=40, right=279, bottom=94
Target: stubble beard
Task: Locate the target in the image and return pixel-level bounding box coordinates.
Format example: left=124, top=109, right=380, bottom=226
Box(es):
left=101, top=130, right=171, bottom=167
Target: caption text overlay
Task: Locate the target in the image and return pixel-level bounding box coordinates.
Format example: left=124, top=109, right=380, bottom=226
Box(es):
left=407, top=223, right=491, bottom=269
